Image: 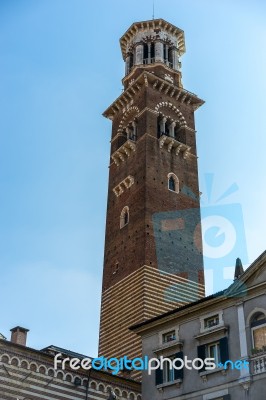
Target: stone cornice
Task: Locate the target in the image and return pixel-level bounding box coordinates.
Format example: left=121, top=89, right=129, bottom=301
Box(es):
left=103, top=71, right=204, bottom=120
left=194, top=325, right=228, bottom=340
left=131, top=279, right=266, bottom=336
left=122, top=60, right=180, bottom=86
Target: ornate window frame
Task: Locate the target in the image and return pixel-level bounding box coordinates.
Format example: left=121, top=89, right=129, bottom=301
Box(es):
left=199, top=310, right=224, bottom=334
left=120, top=206, right=129, bottom=229
left=167, top=173, right=179, bottom=193
left=248, top=310, right=266, bottom=351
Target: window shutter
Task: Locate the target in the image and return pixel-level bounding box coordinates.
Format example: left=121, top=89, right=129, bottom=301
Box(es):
left=155, top=366, right=163, bottom=386
left=197, top=344, right=206, bottom=372
left=219, top=337, right=229, bottom=364
left=174, top=351, right=183, bottom=381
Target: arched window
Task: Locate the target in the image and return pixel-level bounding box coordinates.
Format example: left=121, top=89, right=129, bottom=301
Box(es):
left=165, top=120, right=170, bottom=136
left=169, top=176, right=175, bottom=191
left=168, top=173, right=179, bottom=193
left=250, top=312, right=266, bottom=351
left=129, top=52, right=134, bottom=71
left=126, top=123, right=134, bottom=140
left=163, top=44, right=167, bottom=62
left=157, top=115, right=164, bottom=137
left=168, top=48, right=173, bottom=67
left=120, top=206, right=129, bottom=229
left=126, top=121, right=137, bottom=141
left=124, top=211, right=129, bottom=225
left=174, top=123, right=181, bottom=141
left=143, top=42, right=155, bottom=64
left=143, top=43, right=149, bottom=63
left=157, top=115, right=172, bottom=137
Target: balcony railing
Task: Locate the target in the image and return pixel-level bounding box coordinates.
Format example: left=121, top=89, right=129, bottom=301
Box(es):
left=158, top=131, right=182, bottom=142
left=164, top=59, right=173, bottom=68
left=127, top=58, right=173, bottom=75
left=143, top=58, right=172, bottom=67
left=251, top=353, right=266, bottom=374
left=143, top=58, right=155, bottom=65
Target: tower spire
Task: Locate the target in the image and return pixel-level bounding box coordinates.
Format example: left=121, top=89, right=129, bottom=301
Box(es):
left=234, top=257, right=244, bottom=280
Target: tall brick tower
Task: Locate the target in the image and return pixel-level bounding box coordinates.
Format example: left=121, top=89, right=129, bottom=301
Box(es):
left=99, top=19, right=205, bottom=368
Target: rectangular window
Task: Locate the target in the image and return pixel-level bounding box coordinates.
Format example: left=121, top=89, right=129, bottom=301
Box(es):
left=198, top=338, right=228, bottom=373
left=204, top=314, right=219, bottom=329
left=207, top=342, right=220, bottom=365
left=155, top=352, right=183, bottom=386
left=162, top=330, right=176, bottom=343
left=163, top=357, right=175, bottom=383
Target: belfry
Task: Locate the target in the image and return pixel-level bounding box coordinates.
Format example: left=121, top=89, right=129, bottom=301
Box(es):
left=99, top=19, right=205, bottom=376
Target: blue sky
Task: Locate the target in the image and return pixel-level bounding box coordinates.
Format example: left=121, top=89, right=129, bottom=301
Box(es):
left=0, top=0, right=265, bottom=356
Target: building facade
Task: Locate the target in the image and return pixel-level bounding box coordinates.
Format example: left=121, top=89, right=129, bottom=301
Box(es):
left=99, top=18, right=205, bottom=368
left=131, top=252, right=266, bottom=400
left=0, top=327, right=141, bottom=400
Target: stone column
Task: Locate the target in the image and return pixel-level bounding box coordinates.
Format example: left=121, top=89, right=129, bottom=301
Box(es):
left=135, top=44, right=143, bottom=65
left=237, top=303, right=250, bottom=379
left=132, top=121, right=137, bottom=138
left=148, top=42, right=151, bottom=64
left=159, top=117, right=167, bottom=135
left=172, top=48, right=179, bottom=70
left=165, top=44, right=169, bottom=63
left=125, top=56, right=130, bottom=75
left=169, top=122, right=176, bottom=138
left=155, top=41, right=163, bottom=63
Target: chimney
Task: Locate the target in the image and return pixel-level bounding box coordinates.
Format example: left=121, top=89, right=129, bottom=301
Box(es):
left=10, top=326, right=29, bottom=346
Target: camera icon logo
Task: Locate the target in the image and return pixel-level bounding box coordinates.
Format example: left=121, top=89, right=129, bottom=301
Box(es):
left=201, top=202, right=248, bottom=293
left=152, top=174, right=248, bottom=299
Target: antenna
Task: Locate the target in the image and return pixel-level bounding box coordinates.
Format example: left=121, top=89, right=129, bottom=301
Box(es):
left=152, top=0, right=155, bottom=20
